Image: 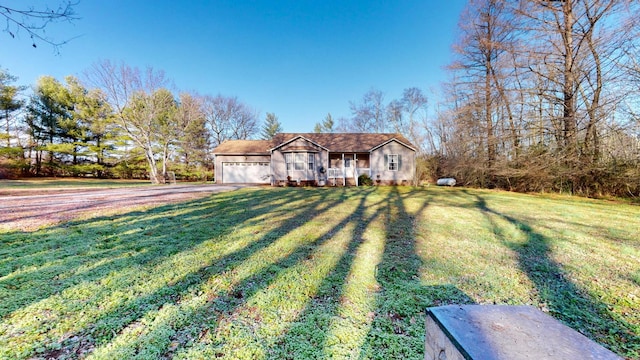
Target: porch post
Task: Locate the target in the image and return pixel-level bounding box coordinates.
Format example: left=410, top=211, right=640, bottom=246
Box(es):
left=269, top=150, right=274, bottom=186
left=326, top=151, right=330, bottom=184
left=354, top=153, right=358, bottom=186
left=342, top=153, right=345, bottom=186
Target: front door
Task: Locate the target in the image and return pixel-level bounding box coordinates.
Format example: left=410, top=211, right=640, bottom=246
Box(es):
left=344, top=154, right=357, bottom=180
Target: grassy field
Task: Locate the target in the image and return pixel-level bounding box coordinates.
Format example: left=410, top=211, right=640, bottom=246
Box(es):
left=0, top=186, right=638, bottom=359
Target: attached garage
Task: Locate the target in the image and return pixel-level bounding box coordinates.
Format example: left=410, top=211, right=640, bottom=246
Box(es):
left=213, top=140, right=273, bottom=184
left=222, top=162, right=270, bottom=184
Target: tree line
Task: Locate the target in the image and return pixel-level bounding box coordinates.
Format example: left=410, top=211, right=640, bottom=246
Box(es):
left=0, top=60, right=283, bottom=183
left=312, top=0, right=640, bottom=197
left=3, top=0, right=639, bottom=197
left=436, top=0, right=640, bottom=197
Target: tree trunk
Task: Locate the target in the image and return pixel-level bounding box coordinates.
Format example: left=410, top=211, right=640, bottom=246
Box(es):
left=162, top=143, right=169, bottom=182
left=486, top=63, right=496, bottom=168
left=4, top=109, right=10, bottom=147
left=582, top=0, right=611, bottom=164
left=562, top=0, right=577, bottom=160
left=490, top=66, right=519, bottom=159
left=145, top=149, right=162, bottom=184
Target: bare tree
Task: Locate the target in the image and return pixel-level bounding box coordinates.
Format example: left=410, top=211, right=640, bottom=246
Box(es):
left=440, top=0, right=640, bottom=195
left=448, top=0, right=519, bottom=184
left=201, top=95, right=258, bottom=147
left=401, top=87, right=429, bottom=152
left=335, top=116, right=353, bottom=133
left=84, top=60, right=176, bottom=184
left=349, top=88, right=386, bottom=133
left=1, top=1, right=79, bottom=49
left=518, top=0, right=630, bottom=156
left=518, top=0, right=638, bottom=191
left=386, top=99, right=404, bottom=133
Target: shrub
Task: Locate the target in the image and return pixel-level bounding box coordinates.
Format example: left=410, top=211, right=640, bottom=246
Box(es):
left=358, top=173, right=373, bottom=186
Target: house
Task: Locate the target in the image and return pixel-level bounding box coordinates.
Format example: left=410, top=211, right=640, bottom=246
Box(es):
left=212, top=133, right=416, bottom=186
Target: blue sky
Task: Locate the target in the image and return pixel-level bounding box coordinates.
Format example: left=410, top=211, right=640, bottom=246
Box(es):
left=3, top=1, right=466, bottom=133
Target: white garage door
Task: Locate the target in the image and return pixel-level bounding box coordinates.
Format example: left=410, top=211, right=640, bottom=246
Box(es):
left=222, top=162, right=270, bottom=184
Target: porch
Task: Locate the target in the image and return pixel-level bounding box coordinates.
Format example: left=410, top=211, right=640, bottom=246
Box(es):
left=326, top=153, right=370, bottom=186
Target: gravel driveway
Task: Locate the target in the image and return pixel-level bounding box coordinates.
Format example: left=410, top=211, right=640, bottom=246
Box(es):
left=0, top=184, right=249, bottom=231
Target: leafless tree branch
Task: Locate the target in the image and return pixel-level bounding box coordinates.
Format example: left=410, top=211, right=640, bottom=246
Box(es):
left=1, top=1, right=80, bottom=50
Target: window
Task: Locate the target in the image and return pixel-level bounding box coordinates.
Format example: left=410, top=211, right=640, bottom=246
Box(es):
left=285, top=153, right=293, bottom=171
left=286, top=153, right=314, bottom=171
left=308, top=153, right=315, bottom=170
left=294, top=153, right=305, bottom=170
left=388, top=154, right=398, bottom=171
left=345, top=158, right=351, bottom=168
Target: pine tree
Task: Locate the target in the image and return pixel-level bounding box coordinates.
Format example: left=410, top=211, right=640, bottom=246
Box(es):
left=313, top=113, right=334, bottom=133
left=261, top=112, right=282, bottom=140
left=0, top=68, right=24, bottom=147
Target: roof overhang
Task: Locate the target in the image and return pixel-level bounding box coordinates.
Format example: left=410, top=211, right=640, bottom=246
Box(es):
left=270, top=135, right=330, bottom=152
left=212, top=152, right=271, bottom=156
left=369, top=138, right=417, bottom=152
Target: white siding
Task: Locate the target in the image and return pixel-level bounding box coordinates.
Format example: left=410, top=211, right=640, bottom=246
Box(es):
left=370, top=141, right=416, bottom=183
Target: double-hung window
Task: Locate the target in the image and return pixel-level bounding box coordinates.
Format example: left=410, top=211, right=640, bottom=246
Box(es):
left=388, top=154, right=398, bottom=171
left=308, top=153, right=315, bottom=170
left=294, top=153, right=305, bottom=170
left=285, top=153, right=293, bottom=171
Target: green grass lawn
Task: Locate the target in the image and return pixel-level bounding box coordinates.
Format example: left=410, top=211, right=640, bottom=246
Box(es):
left=1, top=187, right=638, bottom=359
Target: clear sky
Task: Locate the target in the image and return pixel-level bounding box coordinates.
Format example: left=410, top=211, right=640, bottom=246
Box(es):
left=3, top=0, right=466, bottom=134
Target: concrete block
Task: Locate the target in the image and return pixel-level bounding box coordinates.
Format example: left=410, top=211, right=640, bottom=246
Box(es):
left=424, top=305, right=621, bottom=360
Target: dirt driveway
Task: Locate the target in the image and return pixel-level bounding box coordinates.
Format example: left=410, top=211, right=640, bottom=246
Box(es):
left=0, top=184, right=250, bottom=231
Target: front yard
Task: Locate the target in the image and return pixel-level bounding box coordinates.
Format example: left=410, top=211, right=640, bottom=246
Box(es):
left=1, top=186, right=638, bottom=359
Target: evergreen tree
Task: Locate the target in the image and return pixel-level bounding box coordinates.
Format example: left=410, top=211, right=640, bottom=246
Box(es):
left=67, top=76, right=116, bottom=176
left=313, top=113, right=335, bottom=133
left=26, top=76, right=74, bottom=175
left=261, top=112, right=282, bottom=139
left=0, top=68, right=24, bottom=147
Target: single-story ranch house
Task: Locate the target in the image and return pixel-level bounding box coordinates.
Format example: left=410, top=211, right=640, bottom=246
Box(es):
left=212, top=133, right=416, bottom=186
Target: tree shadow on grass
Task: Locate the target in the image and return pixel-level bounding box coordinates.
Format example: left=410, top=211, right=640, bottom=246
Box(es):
left=357, top=187, right=475, bottom=360
left=244, top=187, right=475, bottom=360
left=1, top=188, right=343, bottom=358
left=22, top=187, right=405, bottom=359
left=0, top=189, right=285, bottom=318
left=468, top=190, right=639, bottom=358
left=84, top=187, right=379, bottom=359
left=263, top=188, right=391, bottom=359
left=2, top=187, right=483, bottom=359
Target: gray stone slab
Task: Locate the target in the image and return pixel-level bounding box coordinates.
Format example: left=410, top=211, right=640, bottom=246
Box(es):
left=426, top=305, right=621, bottom=360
